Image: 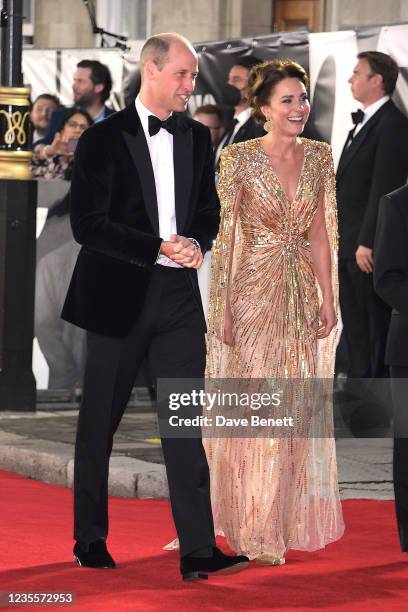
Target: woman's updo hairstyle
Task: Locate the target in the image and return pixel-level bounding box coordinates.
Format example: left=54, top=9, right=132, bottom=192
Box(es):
left=248, top=59, right=309, bottom=124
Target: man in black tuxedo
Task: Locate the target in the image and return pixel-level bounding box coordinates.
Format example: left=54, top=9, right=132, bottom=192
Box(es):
left=336, top=51, right=408, bottom=427
left=62, top=33, right=249, bottom=580
left=374, top=184, right=408, bottom=552
left=214, top=56, right=264, bottom=167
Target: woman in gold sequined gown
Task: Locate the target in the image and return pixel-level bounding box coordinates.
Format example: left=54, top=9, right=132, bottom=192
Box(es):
left=205, top=60, right=344, bottom=563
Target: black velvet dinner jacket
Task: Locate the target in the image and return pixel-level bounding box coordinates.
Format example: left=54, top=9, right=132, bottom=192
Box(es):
left=374, top=184, right=408, bottom=366
left=336, top=100, right=408, bottom=259
left=61, top=103, right=220, bottom=338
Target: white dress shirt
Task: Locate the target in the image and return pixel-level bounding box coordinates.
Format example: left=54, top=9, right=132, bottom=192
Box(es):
left=135, top=95, right=180, bottom=267
left=214, top=107, right=253, bottom=166
left=354, top=95, right=390, bottom=138
left=229, top=107, right=252, bottom=141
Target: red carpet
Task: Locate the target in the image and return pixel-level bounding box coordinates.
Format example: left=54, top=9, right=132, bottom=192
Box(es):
left=0, top=470, right=407, bottom=611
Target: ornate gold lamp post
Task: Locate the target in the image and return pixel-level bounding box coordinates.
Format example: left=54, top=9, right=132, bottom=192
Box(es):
left=0, top=85, right=32, bottom=178
left=0, top=0, right=37, bottom=411
left=0, top=0, right=31, bottom=178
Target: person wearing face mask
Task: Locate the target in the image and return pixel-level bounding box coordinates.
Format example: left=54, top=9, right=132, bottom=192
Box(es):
left=214, top=56, right=265, bottom=168
left=205, top=59, right=344, bottom=564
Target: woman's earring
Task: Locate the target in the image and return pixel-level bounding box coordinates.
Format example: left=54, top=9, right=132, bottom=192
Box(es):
left=263, top=116, right=273, bottom=132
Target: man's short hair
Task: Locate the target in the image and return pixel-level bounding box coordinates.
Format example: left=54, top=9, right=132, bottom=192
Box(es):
left=357, top=51, right=399, bottom=95
left=194, top=104, right=223, bottom=123
left=32, top=93, right=60, bottom=108
left=140, top=33, right=195, bottom=72
left=76, top=59, right=113, bottom=103
left=232, top=56, right=263, bottom=73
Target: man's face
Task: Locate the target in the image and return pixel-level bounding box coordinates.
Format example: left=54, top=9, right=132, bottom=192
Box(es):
left=194, top=112, right=224, bottom=146
left=72, top=67, right=103, bottom=106
left=30, top=97, right=58, bottom=130
left=227, top=65, right=250, bottom=105
left=149, top=43, right=198, bottom=115
left=348, top=59, right=380, bottom=105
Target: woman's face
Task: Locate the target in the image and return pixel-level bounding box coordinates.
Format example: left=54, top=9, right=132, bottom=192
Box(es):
left=61, top=112, right=90, bottom=141
left=261, top=77, right=310, bottom=137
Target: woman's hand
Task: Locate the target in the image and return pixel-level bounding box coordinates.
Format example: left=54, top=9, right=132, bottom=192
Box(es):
left=317, top=299, right=337, bottom=339
left=43, top=132, right=73, bottom=159
left=223, top=303, right=234, bottom=346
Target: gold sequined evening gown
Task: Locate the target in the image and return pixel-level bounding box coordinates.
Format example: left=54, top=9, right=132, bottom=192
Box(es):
left=205, top=137, right=344, bottom=560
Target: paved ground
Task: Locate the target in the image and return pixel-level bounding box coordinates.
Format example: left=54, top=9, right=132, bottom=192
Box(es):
left=0, top=390, right=394, bottom=500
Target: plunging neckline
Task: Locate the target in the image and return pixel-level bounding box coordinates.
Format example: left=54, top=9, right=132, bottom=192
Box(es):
left=258, top=137, right=306, bottom=205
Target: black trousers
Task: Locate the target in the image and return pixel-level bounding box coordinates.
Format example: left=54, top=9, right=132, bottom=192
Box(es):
left=74, top=266, right=215, bottom=558
left=337, top=259, right=392, bottom=430
left=339, top=258, right=390, bottom=379
left=390, top=365, right=408, bottom=552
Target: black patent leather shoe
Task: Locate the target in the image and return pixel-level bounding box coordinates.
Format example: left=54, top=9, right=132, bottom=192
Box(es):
left=180, top=546, right=249, bottom=581
left=73, top=540, right=116, bottom=569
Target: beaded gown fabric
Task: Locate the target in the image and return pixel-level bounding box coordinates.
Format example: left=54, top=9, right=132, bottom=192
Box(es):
left=205, top=137, right=344, bottom=559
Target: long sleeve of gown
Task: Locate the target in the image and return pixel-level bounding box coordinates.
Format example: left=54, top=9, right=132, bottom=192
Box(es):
left=316, top=143, right=339, bottom=380
left=206, top=145, right=243, bottom=379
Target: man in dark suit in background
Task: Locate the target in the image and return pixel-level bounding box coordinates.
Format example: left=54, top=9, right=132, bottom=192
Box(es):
left=62, top=32, right=248, bottom=581
left=214, top=56, right=264, bottom=167
left=336, top=51, right=408, bottom=428
left=374, top=184, right=408, bottom=553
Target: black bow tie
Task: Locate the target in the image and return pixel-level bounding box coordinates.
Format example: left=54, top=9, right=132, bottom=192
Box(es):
left=351, top=109, right=365, bottom=126
left=148, top=114, right=178, bottom=136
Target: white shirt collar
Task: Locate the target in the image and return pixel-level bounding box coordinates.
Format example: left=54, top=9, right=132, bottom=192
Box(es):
left=135, top=95, right=173, bottom=135
left=234, top=107, right=252, bottom=125
left=362, top=95, right=390, bottom=122
left=135, top=95, right=153, bottom=135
